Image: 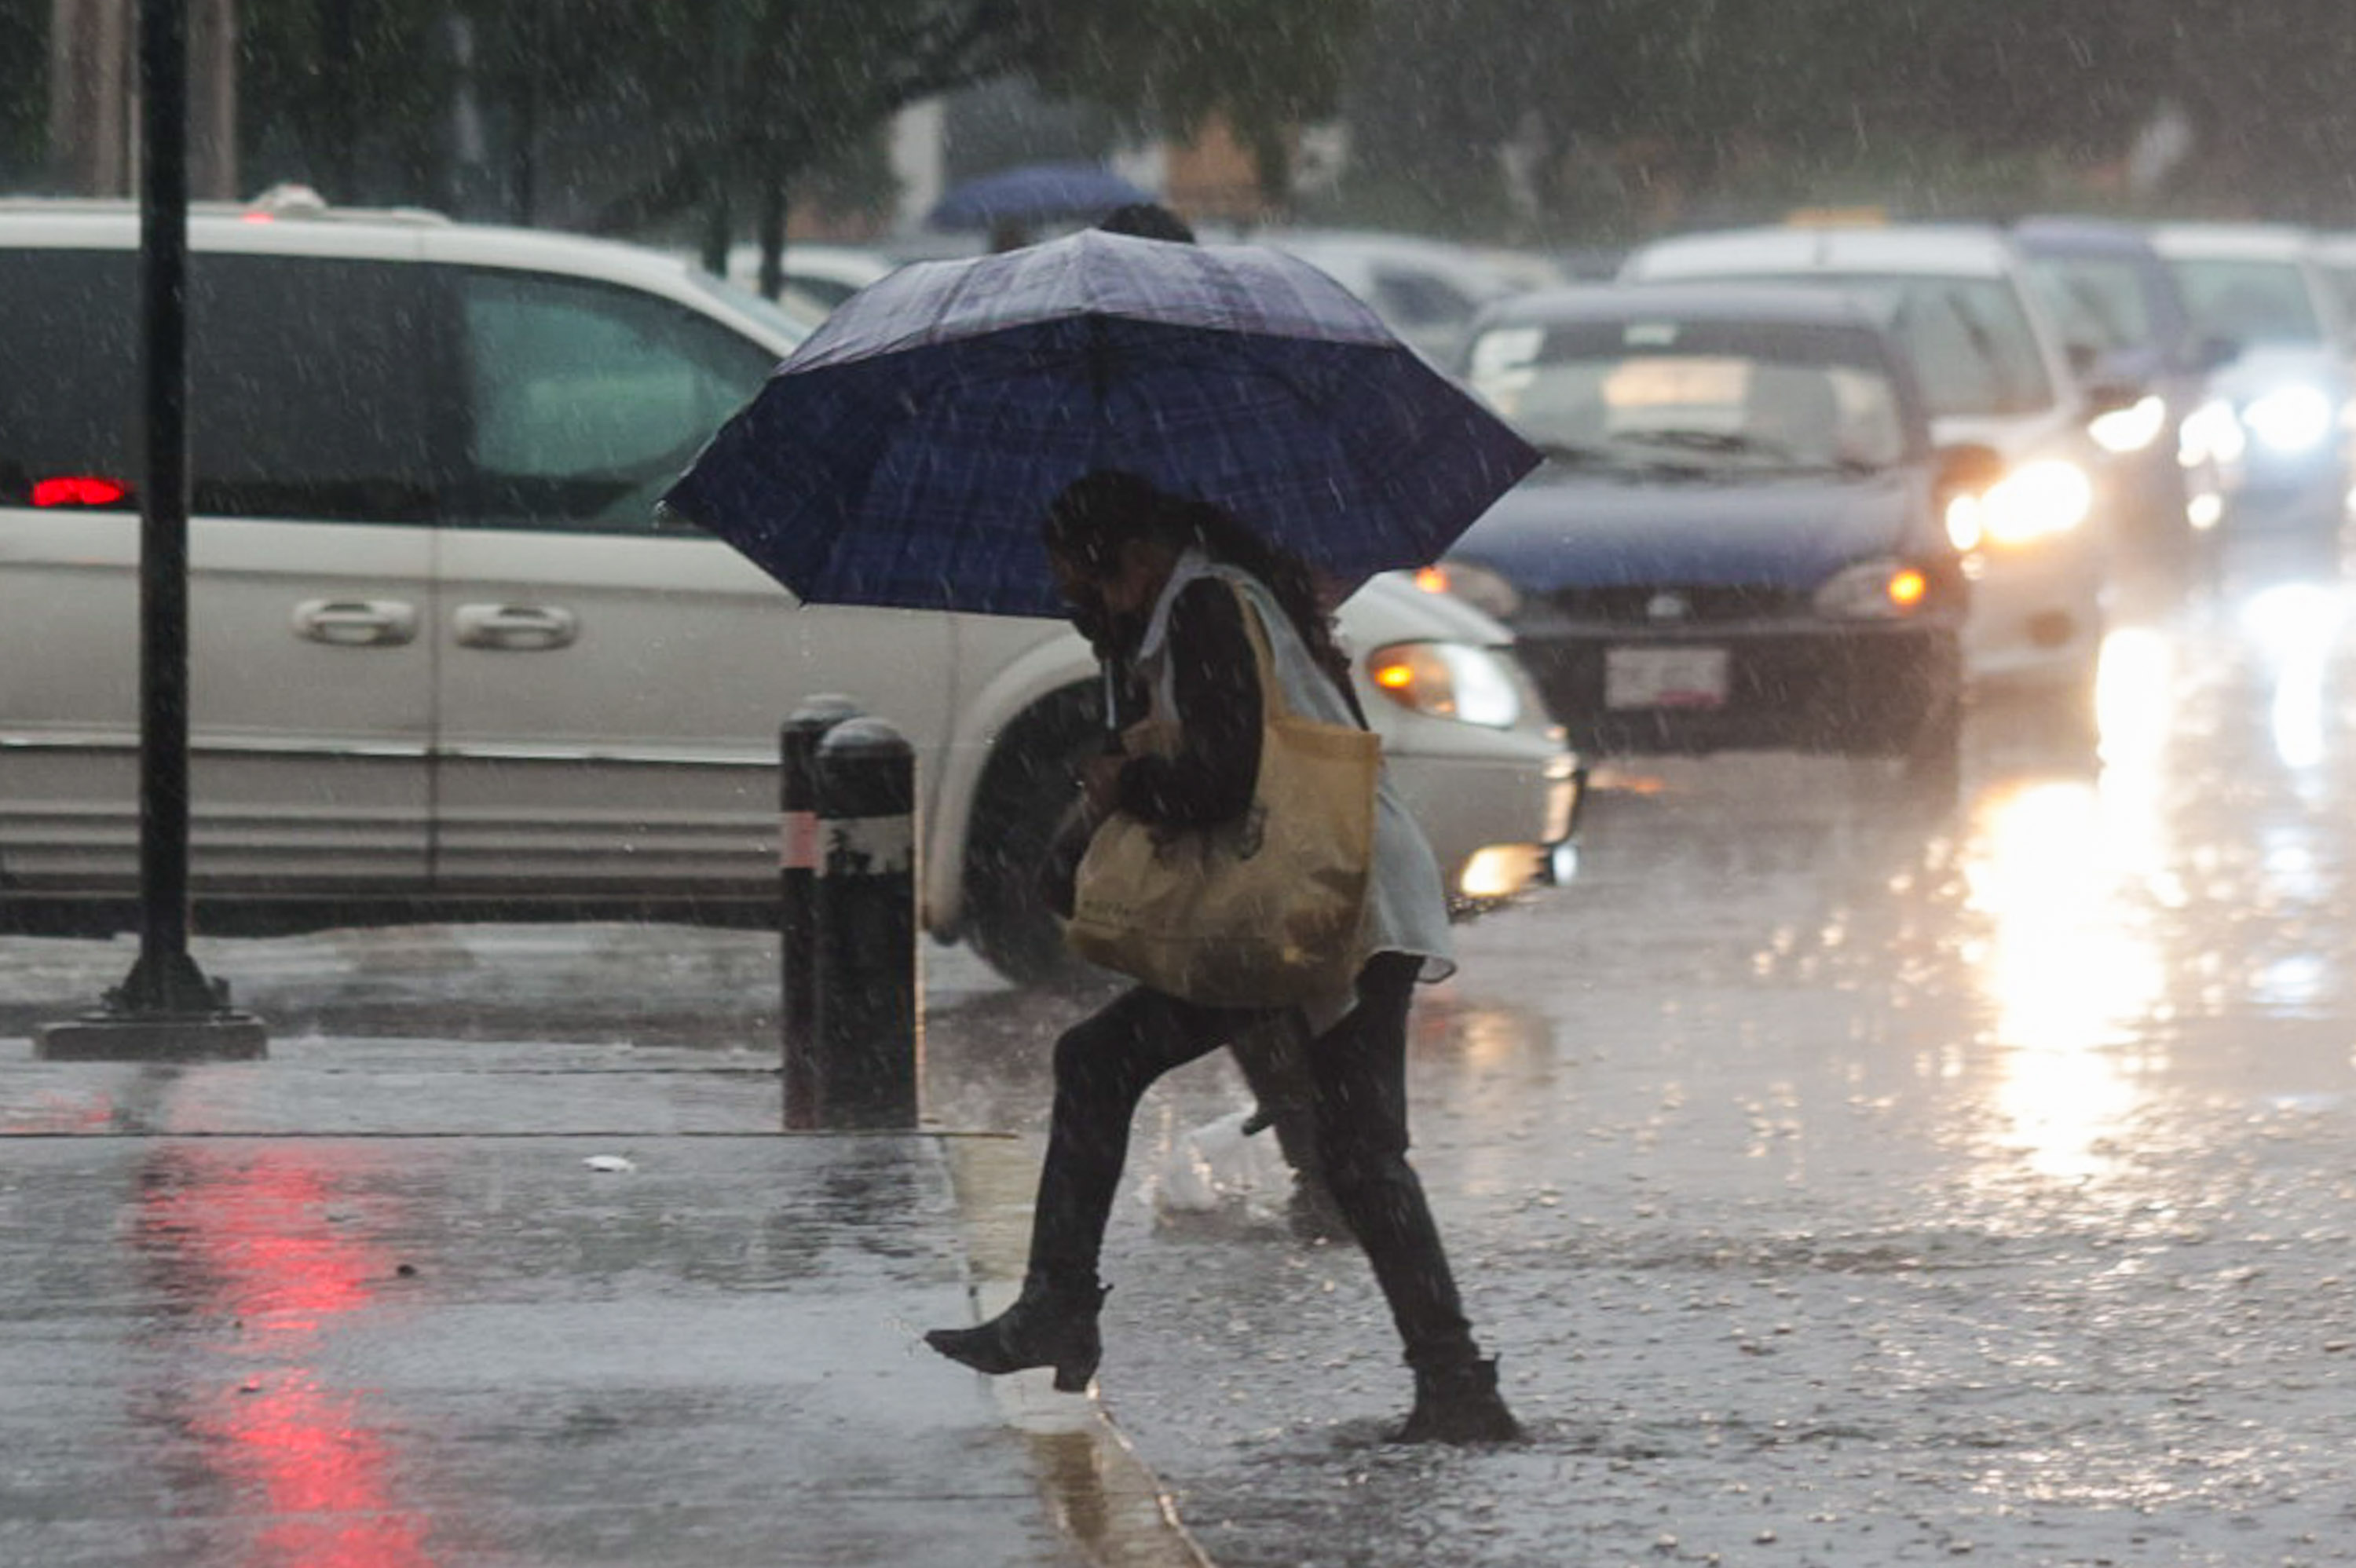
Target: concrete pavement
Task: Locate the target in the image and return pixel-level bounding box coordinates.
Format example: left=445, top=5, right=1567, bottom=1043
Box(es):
left=0, top=1029, right=1209, bottom=1567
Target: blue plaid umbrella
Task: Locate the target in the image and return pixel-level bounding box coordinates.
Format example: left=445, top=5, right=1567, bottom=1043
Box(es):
left=660, top=230, right=1539, bottom=619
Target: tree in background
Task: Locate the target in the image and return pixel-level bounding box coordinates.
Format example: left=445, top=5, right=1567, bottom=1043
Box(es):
left=1331, top=0, right=2356, bottom=242
left=0, top=1, right=49, bottom=188
left=207, top=0, right=1366, bottom=292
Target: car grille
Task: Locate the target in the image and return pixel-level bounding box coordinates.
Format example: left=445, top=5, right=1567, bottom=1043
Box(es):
left=1546, top=583, right=1812, bottom=626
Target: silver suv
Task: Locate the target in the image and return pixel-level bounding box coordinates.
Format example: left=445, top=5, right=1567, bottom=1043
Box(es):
left=0, top=195, right=1578, bottom=981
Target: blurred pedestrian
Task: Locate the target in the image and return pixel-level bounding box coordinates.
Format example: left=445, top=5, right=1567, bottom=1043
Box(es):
left=924, top=470, right=1522, bottom=1444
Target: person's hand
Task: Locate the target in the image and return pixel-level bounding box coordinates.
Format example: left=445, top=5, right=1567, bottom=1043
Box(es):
left=1079, top=751, right=1128, bottom=814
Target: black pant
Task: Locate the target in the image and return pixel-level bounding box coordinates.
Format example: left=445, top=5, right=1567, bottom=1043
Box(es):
left=1026, top=952, right=1480, bottom=1370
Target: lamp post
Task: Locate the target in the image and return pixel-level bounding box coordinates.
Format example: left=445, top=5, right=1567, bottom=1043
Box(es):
left=37, top=0, right=265, bottom=1062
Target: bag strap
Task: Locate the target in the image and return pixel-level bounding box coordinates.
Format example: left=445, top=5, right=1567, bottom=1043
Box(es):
left=1218, top=576, right=1370, bottom=733
left=1219, top=578, right=1295, bottom=727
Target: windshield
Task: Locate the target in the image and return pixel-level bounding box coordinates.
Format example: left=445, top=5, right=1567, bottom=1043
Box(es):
left=1466, top=316, right=1909, bottom=471
left=1681, top=272, right=2053, bottom=420
left=2024, top=254, right=2160, bottom=358
left=2167, top=257, right=2325, bottom=348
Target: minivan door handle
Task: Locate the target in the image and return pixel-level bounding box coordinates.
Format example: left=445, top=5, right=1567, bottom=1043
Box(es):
left=292, top=598, right=419, bottom=647
left=453, top=602, right=579, bottom=651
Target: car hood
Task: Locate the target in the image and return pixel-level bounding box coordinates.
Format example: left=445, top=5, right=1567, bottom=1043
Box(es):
left=1453, top=469, right=1919, bottom=593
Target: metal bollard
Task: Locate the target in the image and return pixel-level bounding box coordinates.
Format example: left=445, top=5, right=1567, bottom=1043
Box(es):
left=780, top=696, right=863, bottom=1130
left=811, top=717, right=922, bottom=1129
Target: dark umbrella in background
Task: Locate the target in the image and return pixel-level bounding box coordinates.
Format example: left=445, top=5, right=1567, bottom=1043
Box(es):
left=660, top=229, right=1540, bottom=620
left=925, top=162, right=1156, bottom=243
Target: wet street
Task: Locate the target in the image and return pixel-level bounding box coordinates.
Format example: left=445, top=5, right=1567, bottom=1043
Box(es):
left=8, top=550, right=2356, bottom=1566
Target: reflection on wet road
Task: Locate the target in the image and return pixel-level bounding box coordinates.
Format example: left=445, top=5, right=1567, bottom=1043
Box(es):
left=1063, top=557, right=2356, bottom=1567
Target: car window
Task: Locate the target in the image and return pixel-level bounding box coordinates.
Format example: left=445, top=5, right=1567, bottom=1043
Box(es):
left=2023, top=255, right=2160, bottom=358
left=459, top=271, right=775, bottom=534
left=1467, top=317, right=1908, bottom=470
left=1370, top=267, right=1477, bottom=330
left=0, top=250, right=443, bottom=522
left=1677, top=272, right=2054, bottom=420
left=2167, top=258, right=2325, bottom=348
left=0, top=248, right=140, bottom=510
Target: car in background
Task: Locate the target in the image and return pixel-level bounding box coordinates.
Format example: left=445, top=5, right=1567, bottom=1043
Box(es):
left=721, top=240, right=898, bottom=312
left=1621, top=224, right=2117, bottom=697
left=1259, top=228, right=1529, bottom=363
left=2149, top=224, right=2356, bottom=553
left=2014, top=216, right=2235, bottom=576
left=0, top=197, right=1579, bottom=982
left=1432, top=283, right=1969, bottom=780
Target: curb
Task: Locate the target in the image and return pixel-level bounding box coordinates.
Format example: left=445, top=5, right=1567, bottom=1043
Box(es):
left=940, top=1135, right=1216, bottom=1568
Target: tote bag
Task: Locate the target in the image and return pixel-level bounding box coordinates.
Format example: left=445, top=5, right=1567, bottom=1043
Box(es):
left=1066, top=581, right=1379, bottom=1008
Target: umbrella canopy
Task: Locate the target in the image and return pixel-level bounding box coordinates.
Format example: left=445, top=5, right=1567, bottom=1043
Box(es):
left=925, top=162, right=1154, bottom=232
left=661, top=230, right=1540, bottom=620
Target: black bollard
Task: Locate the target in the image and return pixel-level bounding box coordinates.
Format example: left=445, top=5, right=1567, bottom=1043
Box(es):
left=811, top=718, right=922, bottom=1129
left=780, top=696, right=862, bottom=1130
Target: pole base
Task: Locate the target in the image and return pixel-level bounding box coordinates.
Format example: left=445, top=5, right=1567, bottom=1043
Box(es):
left=35, top=1011, right=268, bottom=1062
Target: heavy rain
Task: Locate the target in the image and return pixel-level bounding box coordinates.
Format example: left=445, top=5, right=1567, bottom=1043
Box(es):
left=8, top=3, right=2356, bottom=1565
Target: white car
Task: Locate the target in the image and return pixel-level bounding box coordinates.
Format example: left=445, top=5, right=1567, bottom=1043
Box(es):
left=0, top=197, right=1579, bottom=982
left=1259, top=229, right=1529, bottom=364
left=719, top=241, right=898, bottom=312
left=1622, top=224, right=2117, bottom=693
left=2149, top=223, right=2356, bottom=546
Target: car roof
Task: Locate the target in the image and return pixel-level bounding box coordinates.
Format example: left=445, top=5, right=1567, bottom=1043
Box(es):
left=1480, top=280, right=1890, bottom=331
left=0, top=192, right=809, bottom=355
left=2148, top=222, right=2318, bottom=261
left=2012, top=215, right=2166, bottom=259
left=1627, top=223, right=2021, bottom=280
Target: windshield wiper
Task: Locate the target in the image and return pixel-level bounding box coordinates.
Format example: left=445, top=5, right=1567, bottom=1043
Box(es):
left=1616, top=427, right=1798, bottom=462
left=1531, top=439, right=1612, bottom=465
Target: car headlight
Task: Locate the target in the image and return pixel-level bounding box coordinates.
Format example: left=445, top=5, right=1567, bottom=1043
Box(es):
left=2180, top=396, right=2246, bottom=466
left=1813, top=558, right=1935, bottom=620
left=1366, top=641, right=1524, bottom=728
left=2241, top=384, right=2335, bottom=455
left=1412, top=560, right=1522, bottom=620
left=2089, top=394, right=2168, bottom=455
left=1947, top=458, right=2092, bottom=550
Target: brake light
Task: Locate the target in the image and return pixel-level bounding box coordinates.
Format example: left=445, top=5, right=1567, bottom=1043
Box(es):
left=31, top=475, right=131, bottom=508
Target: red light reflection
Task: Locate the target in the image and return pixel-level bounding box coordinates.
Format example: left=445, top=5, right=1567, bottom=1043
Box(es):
left=137, top=1147, right=437, bottom=1568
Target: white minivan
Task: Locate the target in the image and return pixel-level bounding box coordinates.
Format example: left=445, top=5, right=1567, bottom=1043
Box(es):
left=0, top=196, right=1579, bottom=982
left=1622, top=225, right=2119, bottom=694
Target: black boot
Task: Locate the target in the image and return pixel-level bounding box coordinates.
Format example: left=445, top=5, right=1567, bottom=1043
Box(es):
left=924, top=1274, right=1109, bottom=1393
left=1393, top=1356, right=1523, bottom=1445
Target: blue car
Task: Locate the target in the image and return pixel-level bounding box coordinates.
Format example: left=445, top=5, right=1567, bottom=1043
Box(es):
left=1436, top=283, right=1971, bottom=779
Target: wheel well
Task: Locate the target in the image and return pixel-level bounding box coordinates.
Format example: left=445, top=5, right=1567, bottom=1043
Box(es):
left=961, top=682, right=1103, bottom=891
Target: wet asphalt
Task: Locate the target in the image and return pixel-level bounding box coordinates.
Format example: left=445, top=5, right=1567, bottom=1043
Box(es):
left=7, top=543, right=2356, bottom=1566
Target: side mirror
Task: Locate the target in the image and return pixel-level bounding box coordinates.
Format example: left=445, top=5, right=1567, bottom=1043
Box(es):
left=2193, top=334, right=2242, bottom=372
left=2082, top=378, right=2146, bottom=418
left=1933, top=442, right=2005, bottom=496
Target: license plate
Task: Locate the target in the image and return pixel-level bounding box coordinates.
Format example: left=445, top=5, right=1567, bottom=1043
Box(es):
left=1604, top=646, right=1729, bottom=710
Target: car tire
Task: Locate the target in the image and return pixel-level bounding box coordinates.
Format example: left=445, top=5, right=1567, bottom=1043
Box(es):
left=961, top=683, right=1107, bottom=986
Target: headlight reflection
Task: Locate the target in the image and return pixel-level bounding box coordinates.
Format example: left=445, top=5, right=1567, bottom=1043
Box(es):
left=1963, top=780, right=2164, bottom=1183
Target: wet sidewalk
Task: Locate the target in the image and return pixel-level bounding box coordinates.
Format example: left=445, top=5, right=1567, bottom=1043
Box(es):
left=0, top=1031, right=1207, bottom=1567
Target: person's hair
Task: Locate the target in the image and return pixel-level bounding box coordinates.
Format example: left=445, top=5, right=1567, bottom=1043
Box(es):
left=1043, top=470, right=1352, bottom=694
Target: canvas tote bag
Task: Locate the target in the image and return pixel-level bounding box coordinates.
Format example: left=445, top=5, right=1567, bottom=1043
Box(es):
left=1066, top=580, right=1379, bottom=1008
